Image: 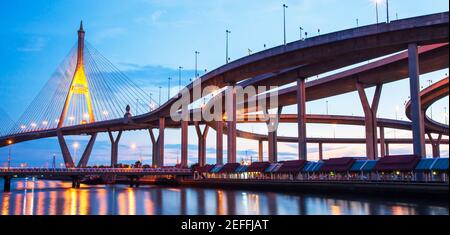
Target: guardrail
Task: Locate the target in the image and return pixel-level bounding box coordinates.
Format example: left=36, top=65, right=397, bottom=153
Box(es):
left=0, top=168, right=192, bottom=174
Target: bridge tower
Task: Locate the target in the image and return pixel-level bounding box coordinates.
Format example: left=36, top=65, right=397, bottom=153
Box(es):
left=58, top=21, right=95, bottom=128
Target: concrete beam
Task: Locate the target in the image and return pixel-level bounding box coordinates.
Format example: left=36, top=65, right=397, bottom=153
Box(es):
left=77, top=133, right=97, bottom=168
left=226, top=84, right=237, bottom=163
left=216, top=120, right=224, bottom=165
left=181, top=121, right=189, bottom=168
left=427, top=133, right=442, bottom=158
left=408, top=43, right=426, bottom=157
left=149, top=129, right=158, bottom=167
left=266, top=107, right=283, bottom=163
left=195, top=122, right=209, bottom=166
left=319, top=143, right=323, bottom=161
left=297, top=78, right=307, bottom=160
left=108, top=130, right=122, bottom=167
left=356, top=83, right=382, bottom=160
left=56, top=130, right=75, bottom=168
left=258, top=140, right=263, bottom=162
left=158, top=117, right=165, bottom=167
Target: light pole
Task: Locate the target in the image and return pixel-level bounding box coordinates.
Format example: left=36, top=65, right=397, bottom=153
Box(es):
left=386, top=0, right=390, bottom=23
left=318, top=29, right=321, bottom=36
left=168, top=77, right=172, bottom=100
left=158, top=86, right=162, bottom=106
left=7, top=140, right=12, bottom=170
left=194, top=51, right=200, bottom=80
left=356, top=18, right=359, bottom=27
left=375, top=0, right=380, bottom=24
left=226, top=30, right=231, bottom=63
left=178, top=66, right=183, bottom=91
left=73, top=142, right=79, bottom=166
left=283, top=4, right=288, bottom=45
left=299, top=27, right=303, bottom=40
left=326, top=101, right=329, bottom=115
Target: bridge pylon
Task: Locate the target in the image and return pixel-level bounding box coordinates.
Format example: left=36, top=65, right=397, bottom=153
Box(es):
left=58, top=21, right=95, bottom=128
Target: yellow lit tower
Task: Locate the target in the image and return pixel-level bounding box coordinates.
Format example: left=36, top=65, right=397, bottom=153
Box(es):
left=58, top=21, right=95, bottom=128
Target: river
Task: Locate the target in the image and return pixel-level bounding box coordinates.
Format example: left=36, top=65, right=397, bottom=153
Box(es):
left=0, top=178, right=448, bottom=215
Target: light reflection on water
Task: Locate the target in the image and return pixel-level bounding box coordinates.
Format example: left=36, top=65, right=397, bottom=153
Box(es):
left=0, top=178, right=448, bottom=215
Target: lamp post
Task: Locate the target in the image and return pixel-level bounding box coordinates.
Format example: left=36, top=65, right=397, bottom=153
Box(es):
left=52, top=154, right=56, bottom=169
left=386, top=0, right=390, bottom=23
left=7, top=140, right=12, bottom=170
left=226, top=30, right=231, bottom=63
left=326, top=101, right=329, bottom=115
left=158, top=86, right=162, bottom=106
left=356, top=18, right=359, bottom=27
left=178, top=66, right=183, bottom=91
left=299, top=27, right=303, bottom=40
left=283, top=4, right=288, bottom=45
left=168, top=77, right=172, bottom=100
left=375, top=0, right=379, bottom=24
left=195, top=51, right=200, bottom=80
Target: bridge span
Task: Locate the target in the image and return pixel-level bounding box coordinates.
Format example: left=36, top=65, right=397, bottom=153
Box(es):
left=0, top=12, right=448, bottom=171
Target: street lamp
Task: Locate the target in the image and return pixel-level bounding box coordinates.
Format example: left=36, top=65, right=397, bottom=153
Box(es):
left=326, top=101, right=329, bottom=115
left=373, top=0, right=381, bottom=24
left=194, top=51, right=200, bottom=80
left=386, top=0, right=390, bottom=23
left=158, top=86, right=162, bottom=106
left=73, top=142, right=79, bottom=166
left=168, top=77, right=172, bottom=100
left=356, top=18, right=359, bottom=27
left=7, top=140, right=12, bottom=170
left=226, top=30, right=231, bottom=63
left=178, top=66, right=183, bottom=91
left=299, top=27, right=303, bottom=40
left=283, top=4, right=288, bottom=45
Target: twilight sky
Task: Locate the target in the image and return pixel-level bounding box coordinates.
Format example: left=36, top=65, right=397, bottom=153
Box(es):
left=0, top=0, right=448, bottom=167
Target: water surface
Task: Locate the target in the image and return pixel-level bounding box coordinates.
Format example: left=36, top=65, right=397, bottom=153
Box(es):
left=0, top=178, right=448, bottom=215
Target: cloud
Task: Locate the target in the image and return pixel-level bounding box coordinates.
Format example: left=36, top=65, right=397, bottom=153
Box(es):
left=17, top=36, right=46, bottom=52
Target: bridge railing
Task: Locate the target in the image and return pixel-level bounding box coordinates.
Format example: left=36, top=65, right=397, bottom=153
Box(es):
left=0, top=167, right=192, bottom=174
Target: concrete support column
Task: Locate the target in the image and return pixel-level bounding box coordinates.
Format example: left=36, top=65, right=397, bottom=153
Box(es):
left=71, top=176, right=80, bottom=189
left=158, top=117, right=165, bottom=167
left=258, top=140, right=264, bottom=162
left=57, top=130, right=75, bottom=168
left=149, top=129, right=158, bottom=167
left=181, top=121, right=189, bottom=168
left=297, top=78, right=307, bottom=160
left=77, top=133, right=97, bottom=168
left=408, top=43, right=426, bottom=157
left=427, top=133, right=442, bottom=158
left=356, top=83, right=382, bottom=160
left=380, top=127, right=386, bottom=158
left=268, top=131, right=278, bottom=163
left=108, top=130, right=123, bottom=167
left=318, top=143, right=323, bottom=161
left=385, top=143, right=390, bottom=156
left=226, top=84, right=237, bottom=163
left=216, top=120, right=224, bottom=165
left=266, top=107, right=283, bottom=163
left=195, top=122, right=209, bottom=167
left=3, top=176, right=11, bottom=192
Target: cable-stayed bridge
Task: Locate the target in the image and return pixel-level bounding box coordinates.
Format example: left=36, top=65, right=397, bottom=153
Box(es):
left=0, top=12, right=448, bottom=178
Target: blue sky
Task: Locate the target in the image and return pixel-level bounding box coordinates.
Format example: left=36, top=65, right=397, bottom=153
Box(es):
left=0, top=0, right=448, bottom=167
